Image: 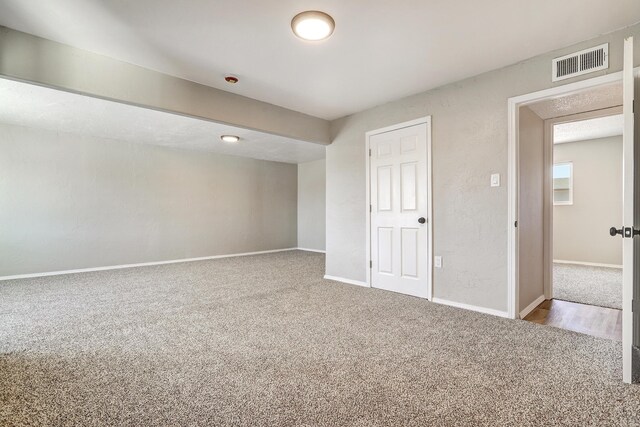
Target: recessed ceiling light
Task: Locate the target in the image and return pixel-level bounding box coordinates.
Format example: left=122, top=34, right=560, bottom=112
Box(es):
left=291, top=11, right=335, bottom=41
left=224, top=75, right=239, bottom=84
left=221, top=135, right=240, bottom=143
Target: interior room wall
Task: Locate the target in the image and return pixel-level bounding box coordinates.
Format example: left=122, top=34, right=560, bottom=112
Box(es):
left=518, top=107, right=545, bottom=314
left=326, top=22, right=640, bottom=313
left=297, top=158, right=326, bottom=252
left=0, top=123, right=298, bottom=277
left=553, top=135, right=623, bottom=266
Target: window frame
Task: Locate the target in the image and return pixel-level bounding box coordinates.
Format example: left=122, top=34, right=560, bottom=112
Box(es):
left=552, top=161, right=573, bottom=206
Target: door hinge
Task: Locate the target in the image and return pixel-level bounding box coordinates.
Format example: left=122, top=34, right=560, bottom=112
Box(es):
left=370, top=260, right=373, bottom=268
left=633, top=299, right=640, bottom=313
left=369, top=149, right=372, bottom=156
left=370, top=204, right=372, bottom=212
left=514, top=221, right=518, bottom=228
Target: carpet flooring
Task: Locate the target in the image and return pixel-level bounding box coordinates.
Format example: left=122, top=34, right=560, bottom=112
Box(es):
left=2, top=251, right=639, bottom=426
left=553, top=263, right=622, bottom=309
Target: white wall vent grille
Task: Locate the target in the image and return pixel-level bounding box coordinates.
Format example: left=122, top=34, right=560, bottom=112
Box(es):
left=552, top=43, right=609, bottom=82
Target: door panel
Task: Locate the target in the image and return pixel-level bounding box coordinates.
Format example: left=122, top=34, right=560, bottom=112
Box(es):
left=401, top=227, right=419, bottom=278
left=377, top=166, right=393, bottom=211
left=370, top=122, right=429, bottom=298
left=378, top=228, right=393, bottom=274
left=622, top=36, right=636, bottom=384
left=401, top=162, right=418, bottom=211
left=634, top=60, right=640, bottom=384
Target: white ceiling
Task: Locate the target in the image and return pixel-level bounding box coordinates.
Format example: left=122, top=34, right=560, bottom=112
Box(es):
left=554, top=114, right=623, bottom=144
left=0, top=78, right=325, bottom=164
left=0, top=1, right=638, bottom=120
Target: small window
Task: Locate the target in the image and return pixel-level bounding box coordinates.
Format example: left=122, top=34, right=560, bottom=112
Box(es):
left=553, top=162, right=573, bottom=205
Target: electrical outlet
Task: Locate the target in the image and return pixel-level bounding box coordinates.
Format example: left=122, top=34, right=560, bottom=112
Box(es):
left=434, top=256, right=442, bottom=268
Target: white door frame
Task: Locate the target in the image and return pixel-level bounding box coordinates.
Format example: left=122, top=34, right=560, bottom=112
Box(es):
left=365, top=116, right=433, bottom=299
left=508, top=71, right=633, bottom=319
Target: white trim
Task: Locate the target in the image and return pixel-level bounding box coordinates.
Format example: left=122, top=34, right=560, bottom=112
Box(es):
left=621, top=37, right=635, bottom=385
left=0, top=248, right=297, bottom=281
left=553, top=259, right=623, bottom=269
left=426, top=117, right=434, bottom=301
left=508, top=70, right=632, bottom=319
left=543, top=115, right=554, bottom=300
left=296, top=247, right=326, bottom=254
left=519, top=295, right=546, bottom=319
left=508, top=96, right=520, bottom=319
left=432, top=297, right=510, bottom=318
left=364, top=117, right=429, bottom=136
left=365, top=116, right=433, bottom=300
left=323, top=275, right=369, bottom=288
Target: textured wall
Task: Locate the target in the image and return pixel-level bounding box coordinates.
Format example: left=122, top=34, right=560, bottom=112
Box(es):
left=518, top=107, right=545, bottom=312
left=0, top=123, right=298, bottom=276
left=326, top=23, right=640, bottom=312
left=297, top=159, right=326, bottom=251
left=554, top=136, right=623, bottom=265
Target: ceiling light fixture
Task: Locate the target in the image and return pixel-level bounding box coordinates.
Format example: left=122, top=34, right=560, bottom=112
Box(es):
left=291, top=11, right=335, bottom=41
left=224, top=75, right=239, bottom=84
left=220, top=135, right=240, bottom=143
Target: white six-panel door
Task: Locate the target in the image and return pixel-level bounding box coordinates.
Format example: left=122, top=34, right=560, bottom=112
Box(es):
left=369, top=122, right=429, bottom=298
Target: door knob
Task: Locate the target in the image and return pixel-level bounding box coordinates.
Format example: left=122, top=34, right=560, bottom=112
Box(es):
left=418, top=217, right=426, bottom=224
left=610, top=227, right=623, bottom=237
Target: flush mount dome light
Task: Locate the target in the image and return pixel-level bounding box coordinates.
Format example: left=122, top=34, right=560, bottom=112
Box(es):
left=291, top=11, right=335, bottom=41
left=220, top=135, right=240, bottom=143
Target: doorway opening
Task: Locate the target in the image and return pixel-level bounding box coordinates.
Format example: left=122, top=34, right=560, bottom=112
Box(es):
left=365, top=117, right=433, bottom=300
left=551, top=113, right=623, bottom=311
left=516, top=79, right=624, bottom=338
left=508, top=38, right=639, bottom=383
left=513, top=77, right=624, bottom=318
left=521, top=91, right=624, bottom=341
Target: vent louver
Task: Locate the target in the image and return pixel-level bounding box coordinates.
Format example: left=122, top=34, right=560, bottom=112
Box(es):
left=552, top=44, right=609, bottom=82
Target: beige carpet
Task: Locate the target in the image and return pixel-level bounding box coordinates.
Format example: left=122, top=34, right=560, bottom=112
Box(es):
left=1, top=251, right=639, bottom=426
left=553, top=263, right=622, bottom=309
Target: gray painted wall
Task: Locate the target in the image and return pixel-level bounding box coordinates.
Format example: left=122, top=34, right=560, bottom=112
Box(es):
left=297, top=159, right=326, bottom=251
left=518, top=107, right=545, bottom=313
left=0, top=123, right=297, bottom=276
left=326, top=23, right=640, bottom=312
left=0, top=26, right=330, bottom=145
left=554, top=136, right=623, bottom=265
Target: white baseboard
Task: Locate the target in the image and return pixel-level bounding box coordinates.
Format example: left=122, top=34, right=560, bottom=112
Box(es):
left=297, top=247, right=326, bottom=254
left=519, top=294, right=546, bottom=319
left=553, top=259, right=622, bottom=269
left=432, top=297, right=510, bottom=318
left=0, top=248, right=298, bottom=281
left=323, top=275, right=369, bottom=288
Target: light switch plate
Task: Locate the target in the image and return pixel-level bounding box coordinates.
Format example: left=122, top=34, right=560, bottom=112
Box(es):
left=491, top=173, right=500, bottom=187
left=434, top=256, right=442, bottom=268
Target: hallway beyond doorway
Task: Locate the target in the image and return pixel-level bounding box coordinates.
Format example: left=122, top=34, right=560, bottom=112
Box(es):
left=524, top=299, right=622, bottom=341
